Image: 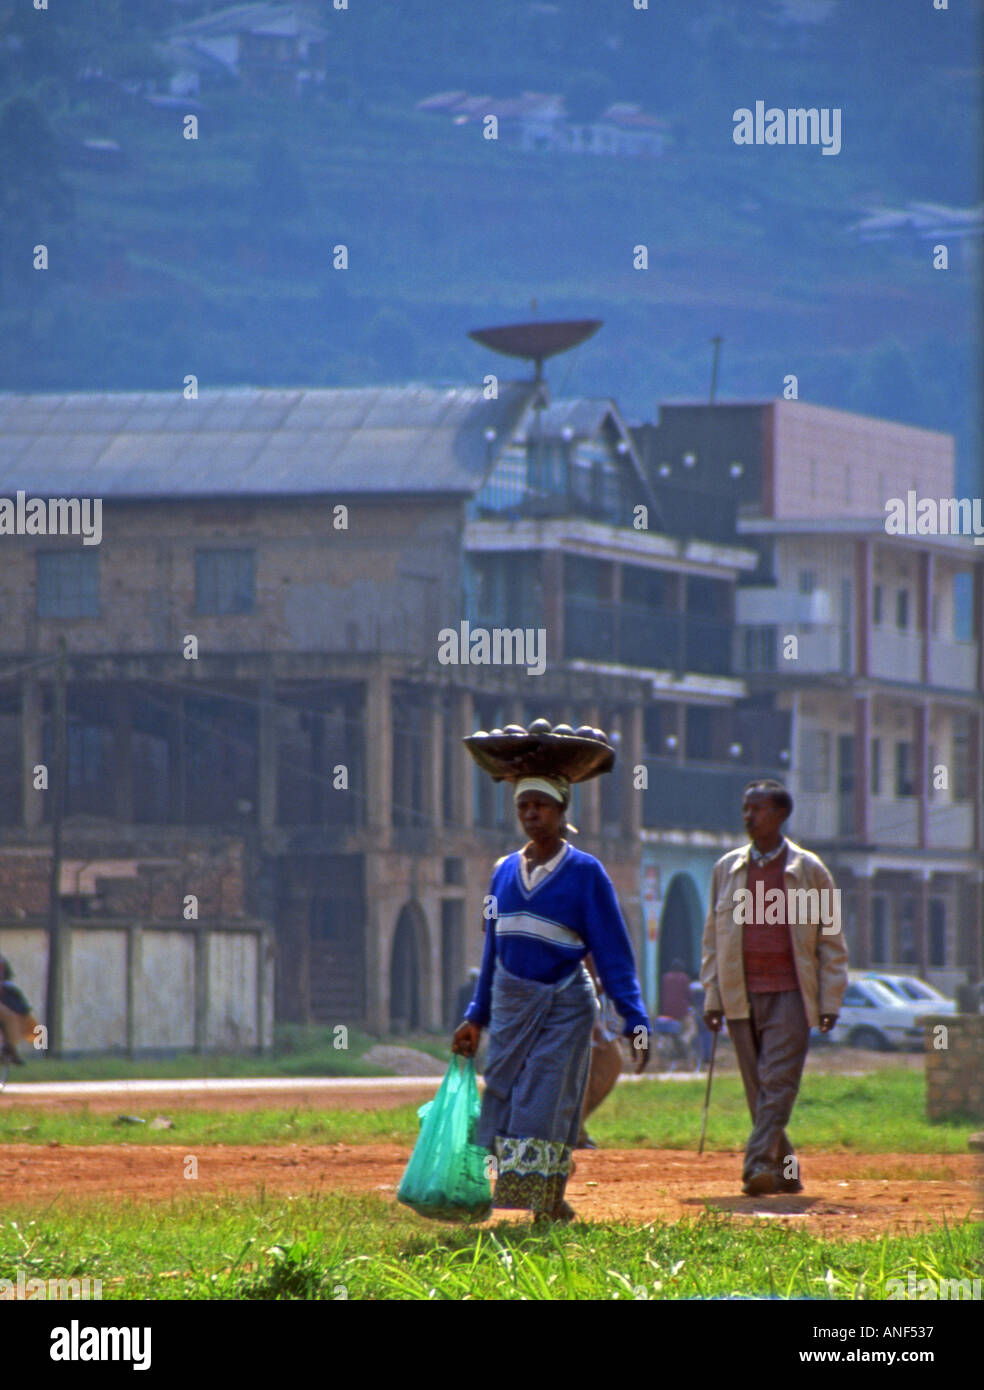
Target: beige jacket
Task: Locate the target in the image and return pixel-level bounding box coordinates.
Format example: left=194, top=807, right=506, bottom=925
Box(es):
left=700, top=838, right=849, bottom=1028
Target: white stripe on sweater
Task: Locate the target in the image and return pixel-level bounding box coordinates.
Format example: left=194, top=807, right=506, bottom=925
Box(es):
left=496, top=911, right=583, bottom=949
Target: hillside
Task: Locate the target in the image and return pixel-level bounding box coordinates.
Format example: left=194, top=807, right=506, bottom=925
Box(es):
left=0, top=0, right=979, bottom=487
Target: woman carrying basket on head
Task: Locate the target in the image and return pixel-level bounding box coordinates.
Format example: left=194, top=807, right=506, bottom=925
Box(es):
left=452, top=729, right=650, bottom=1224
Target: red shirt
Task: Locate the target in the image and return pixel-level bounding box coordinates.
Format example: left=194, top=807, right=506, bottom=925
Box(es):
left=743, top=848, right=798, bottom=993
left=660, top=971, right=691, bottom=1021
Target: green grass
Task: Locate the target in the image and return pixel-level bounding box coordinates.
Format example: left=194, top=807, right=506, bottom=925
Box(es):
left=9, top=1025, right=449, bottom=1082
left=0, top=1071, right=976, bottom=1153
left=0, top=1193, right=979, bottom=1301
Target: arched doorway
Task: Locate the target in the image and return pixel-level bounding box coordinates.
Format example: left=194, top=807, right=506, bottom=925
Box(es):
left=658, top=874, right=703, bottom=1004
left=390, top=903, right=424, bottom=1032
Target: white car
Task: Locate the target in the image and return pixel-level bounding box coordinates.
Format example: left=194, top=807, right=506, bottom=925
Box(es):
left=860, top=973, right=956, bottom=1016
left=830, top=976, right=929, bottom=1051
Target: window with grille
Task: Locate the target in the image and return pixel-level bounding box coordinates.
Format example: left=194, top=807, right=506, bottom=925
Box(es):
left=37, top=552, right=99, bottom=618
left=195, top=550, right=255, bottom=615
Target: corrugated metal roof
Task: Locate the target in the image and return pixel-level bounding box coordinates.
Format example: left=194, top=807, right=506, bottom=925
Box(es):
left=0, top=384, right=538, bottom=499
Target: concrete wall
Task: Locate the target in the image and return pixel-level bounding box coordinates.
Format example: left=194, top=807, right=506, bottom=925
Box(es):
left=0, top=921, right=272, bottom=1055
left=771, top=401, right=954, bottom=521
left=924, top=1013, right=984, bottom=1120
left=0, top=496, right=465, bottom=660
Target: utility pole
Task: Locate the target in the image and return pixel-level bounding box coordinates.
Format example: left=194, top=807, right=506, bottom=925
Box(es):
left=709, top=335, right=722, bottom=404
left=44, top=636, right=67, bottom=1057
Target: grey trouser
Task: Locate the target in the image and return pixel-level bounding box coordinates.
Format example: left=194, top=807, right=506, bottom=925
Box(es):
left=728, top=989, right=809, bottom=1183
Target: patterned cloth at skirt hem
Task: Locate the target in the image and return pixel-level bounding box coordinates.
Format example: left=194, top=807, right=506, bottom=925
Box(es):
left=492, top=1135, right=572, bottom=1213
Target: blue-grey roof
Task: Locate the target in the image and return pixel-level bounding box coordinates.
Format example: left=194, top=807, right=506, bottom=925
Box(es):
left=0, top=384, right=538, bottom=500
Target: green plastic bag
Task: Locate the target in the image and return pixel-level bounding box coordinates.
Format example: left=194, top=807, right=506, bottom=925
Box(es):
left=397, top=1056, right=493, bottom=1222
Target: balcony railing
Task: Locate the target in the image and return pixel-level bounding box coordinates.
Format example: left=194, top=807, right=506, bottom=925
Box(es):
left=641, top=758, right=783, bottom=833
left=928, top=638, right=978, bottom=691
left=870, top=629, right=922, bottom=683
left=565, top=597, right=732, bottom=676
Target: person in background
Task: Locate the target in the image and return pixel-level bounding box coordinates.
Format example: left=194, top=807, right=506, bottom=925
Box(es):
left=660, top=957, right=691, bottom=1021
left=701, top=780, right=848, bottom=1197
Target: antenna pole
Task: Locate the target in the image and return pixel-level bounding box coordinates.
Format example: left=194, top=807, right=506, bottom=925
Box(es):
left=709, top=336, right=722, bottom=404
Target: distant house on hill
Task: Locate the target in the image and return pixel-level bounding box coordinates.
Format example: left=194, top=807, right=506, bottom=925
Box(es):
left=166, top=3, right=328, bottom=96
left=416, top=90, right=665, bottom=159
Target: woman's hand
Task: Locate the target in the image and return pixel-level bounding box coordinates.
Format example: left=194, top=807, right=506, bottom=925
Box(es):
left=452, top=1021, right=481, bottom=1057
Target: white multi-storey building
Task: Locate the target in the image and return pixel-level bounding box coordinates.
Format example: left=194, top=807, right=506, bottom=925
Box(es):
left=638, top=399, right=984, bottom=996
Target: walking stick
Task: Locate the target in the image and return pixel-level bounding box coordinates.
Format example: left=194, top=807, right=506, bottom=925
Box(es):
left=697, top=1029, right=718, bottom=1156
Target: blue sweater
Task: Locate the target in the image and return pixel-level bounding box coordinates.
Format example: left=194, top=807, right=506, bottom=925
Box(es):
left=464, top=844, right=651, bottom=1037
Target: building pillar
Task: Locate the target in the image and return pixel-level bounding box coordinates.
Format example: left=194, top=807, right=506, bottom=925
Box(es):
left=671, top=702, right=686, bottom=764
left=423, top=692, right=442, bottom=830
left=168, top=695, right=185, bottom=824
left=915, top=701, right=930, bottom=850
left=541, top=551, right=564, bottom=665
left=257, top=676, right=277, bottom=831
left=916, top=870, right=930, bottom=978
left=364, top=858, right=387, bottom=1034
left=579, top=703, right=602, bottom=836
left=854, top=539, right=872, bottom=677
left=674, top=573, right=687, bottom=674
left=919, top=550, right=934, bottom=685
left=622, top=703, right=643, bottom=842
left=972, top=709, right=984, bottom=857
left=111, top=686, right=133, bottom=822
left=126, top=923, right=142, bottom=1058
left=853, top=693, right=871, bottom=843
left=21, top=677, right=44, bottom=828
left=854, top=871, right=873, bottom=968
left=450, top=689, right=474, bottom=830
left=365, top=666, right=392, bottom=847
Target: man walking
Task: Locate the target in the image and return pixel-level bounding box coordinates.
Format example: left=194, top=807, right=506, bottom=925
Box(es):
left=700, top=780, right=848, bottom=1196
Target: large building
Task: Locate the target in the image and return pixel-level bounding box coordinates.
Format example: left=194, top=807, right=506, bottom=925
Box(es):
left=2, top=384, right=977, bottom=1051
left=0, top=380, right=771, bottom=1042
left=634, top=400, right=984, bottom=995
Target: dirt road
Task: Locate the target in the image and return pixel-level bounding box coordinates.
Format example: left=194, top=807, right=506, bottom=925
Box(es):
left=1, top=1141, right=978, bottom=1239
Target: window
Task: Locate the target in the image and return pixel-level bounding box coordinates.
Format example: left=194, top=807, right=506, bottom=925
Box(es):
left=953, top=572, right=973, bottom=641
left=195, top=550, right=255, bottom=615
left=37, top=552, right=99, bottom=618
left=873, top=584, right=883, bottom=625
left=871, top=896, right=887, bottom=962
left=896, top=589, right=909, bottom=630
left=685, top=706, right=713, bottom=762
left=894, top=741, right=915, bottom=797
left=870, top=737, right=881, bottom=796
left=899, top=896, right=916, bottom=965
left=800, top=728, right=831, bottom=793
left=929, top=899, right=946, bottom=968
left=743, top=626, right=777, bottom=672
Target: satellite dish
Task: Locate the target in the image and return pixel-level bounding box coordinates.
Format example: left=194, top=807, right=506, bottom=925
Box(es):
left=469, top=319, right=603, bottom=380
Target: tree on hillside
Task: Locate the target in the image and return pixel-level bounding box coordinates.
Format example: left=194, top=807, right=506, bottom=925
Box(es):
left=251, top=137, right=311, bottom=225
left=0, top=96, right=74, bottom=310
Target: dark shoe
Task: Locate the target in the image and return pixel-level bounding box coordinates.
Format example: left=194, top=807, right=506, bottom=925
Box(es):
left=1, top=1047, right=23, bottom=1067
left=742, top=1168, right=778, bottom=1196
left=532, top=1199, right=577, bottom=1226
left=575, top=1134, right=598, bottom=1150
left=778, top=1178, right=804, bottom=1194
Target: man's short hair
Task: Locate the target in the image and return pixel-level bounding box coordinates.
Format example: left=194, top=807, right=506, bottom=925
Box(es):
left=743, top=778, right=793, bottom=818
